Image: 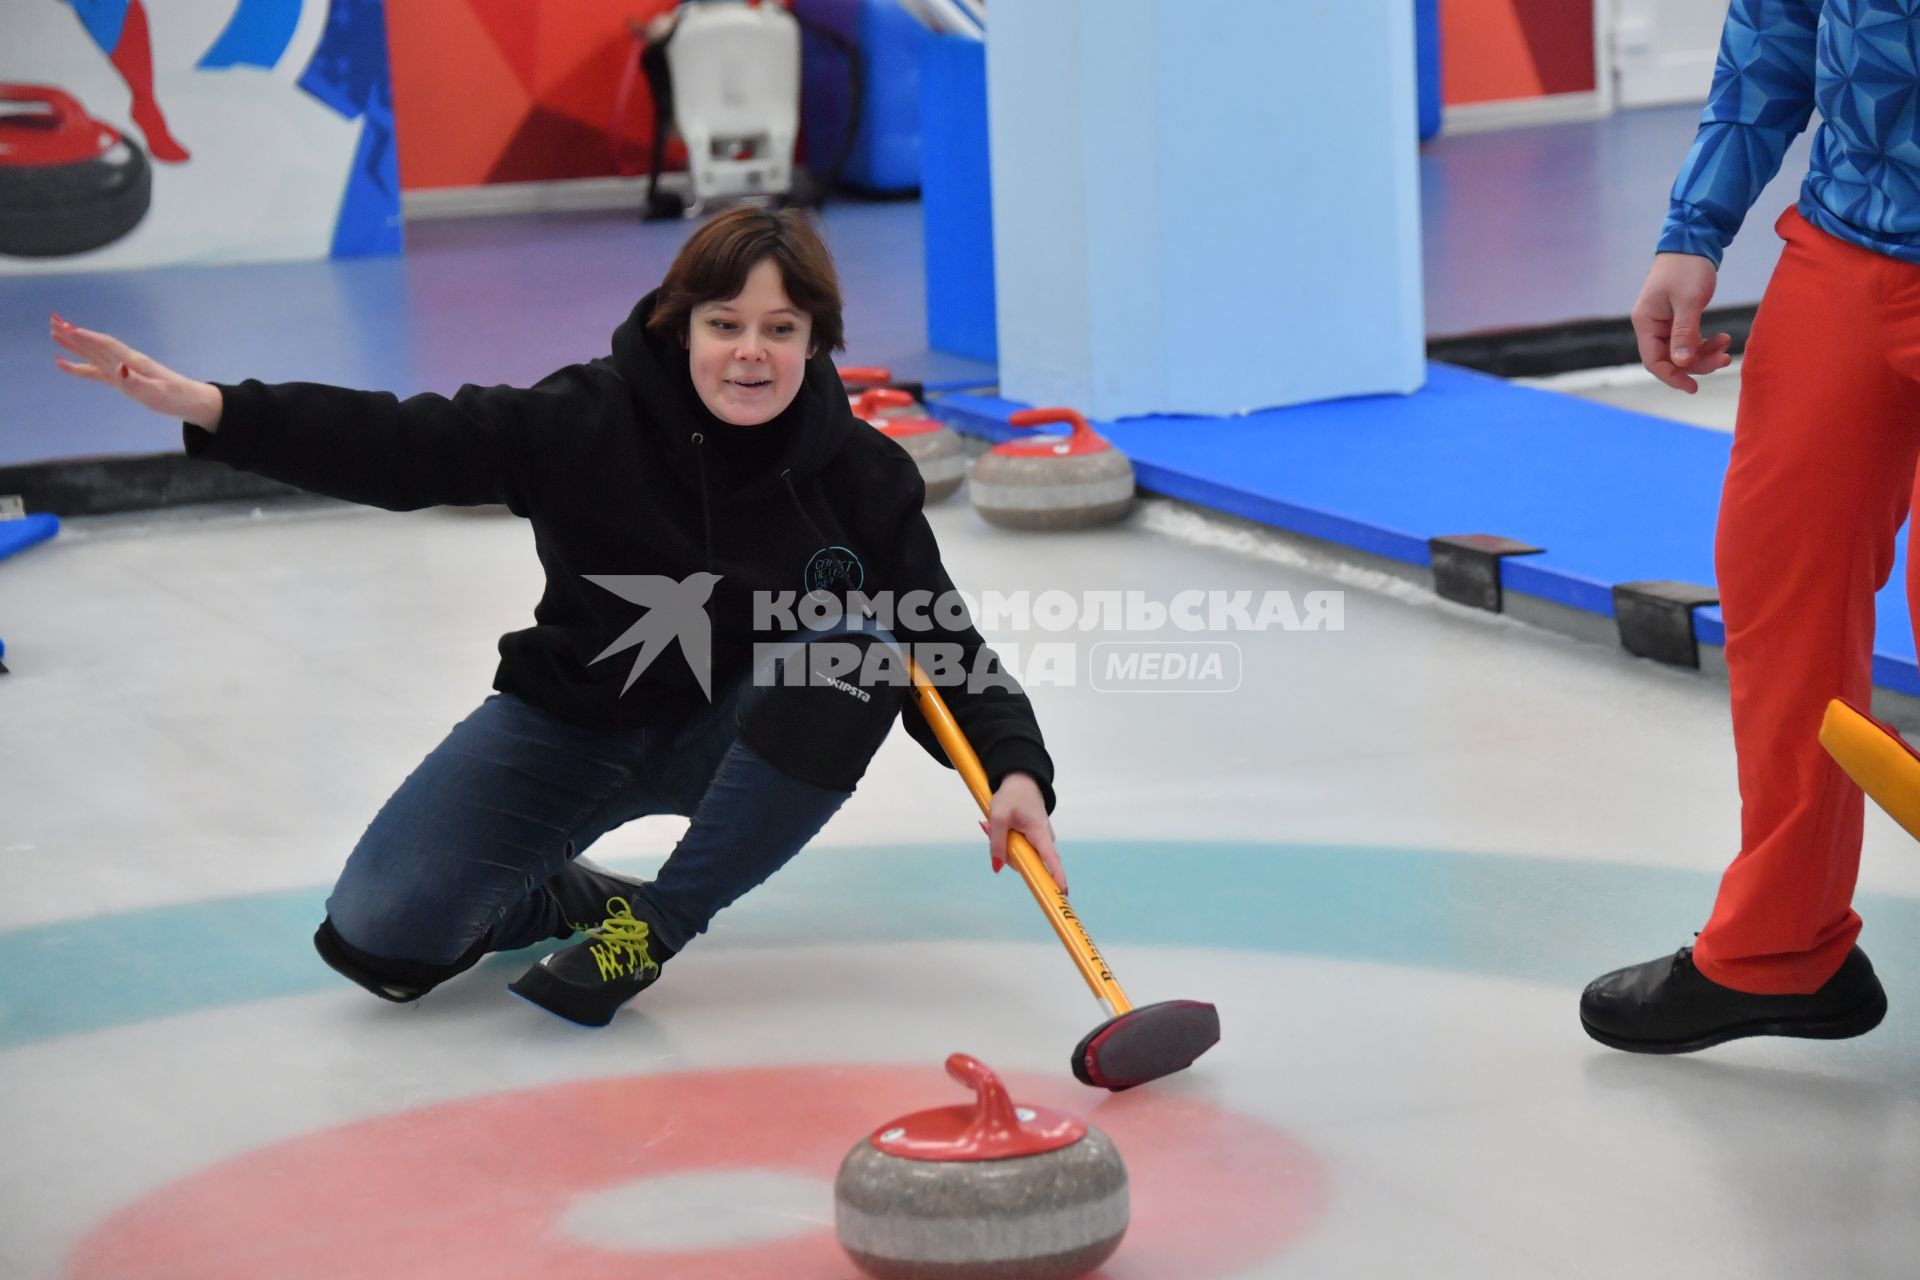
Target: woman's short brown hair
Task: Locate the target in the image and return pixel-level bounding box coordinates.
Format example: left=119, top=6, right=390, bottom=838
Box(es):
left=646, top=206, right=845, bottom=354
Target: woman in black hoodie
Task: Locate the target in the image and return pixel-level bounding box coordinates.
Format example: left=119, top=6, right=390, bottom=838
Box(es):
left=50, top=207, right=1063, bottom=1027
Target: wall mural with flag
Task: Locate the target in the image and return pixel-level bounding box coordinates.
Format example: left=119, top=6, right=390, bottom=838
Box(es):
left=0, top=0, right=401, bottom=272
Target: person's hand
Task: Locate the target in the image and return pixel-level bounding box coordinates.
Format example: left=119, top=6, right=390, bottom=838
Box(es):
left=50, top=315, right=223, bottom=428
left=1630, top=253, right=1733, bottom=394
left=983, top=772, right=1066, bottom=894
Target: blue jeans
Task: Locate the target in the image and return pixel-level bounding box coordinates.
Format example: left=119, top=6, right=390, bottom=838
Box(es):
left=325, top=624, right=897, bottom=969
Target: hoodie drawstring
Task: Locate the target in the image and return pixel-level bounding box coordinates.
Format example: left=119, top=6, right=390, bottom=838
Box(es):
left=781, top=468, right=835, bottom=550
left=687, top=451, right=837, bottom=589
left=691, top=433, right=714, bottom=571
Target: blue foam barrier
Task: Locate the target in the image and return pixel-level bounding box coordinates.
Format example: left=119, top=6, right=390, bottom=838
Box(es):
left=932, top=365, right=1920, bottom=696
left=0, top=513, right=58, bottom=562
left=0, top=511, right=56, bottom=673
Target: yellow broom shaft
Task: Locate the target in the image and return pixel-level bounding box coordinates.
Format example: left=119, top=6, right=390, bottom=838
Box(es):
left=907, top=659, right=1133, bottom=1015
left=1820, top=698, right=1920, bottom=843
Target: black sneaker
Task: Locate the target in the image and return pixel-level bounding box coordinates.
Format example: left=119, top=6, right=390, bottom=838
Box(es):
left=545, top=856, right=650, bottom=938
left=1580, top=944, right=1887, bottom=1054
left=508, top=898, right=675, bottom=1027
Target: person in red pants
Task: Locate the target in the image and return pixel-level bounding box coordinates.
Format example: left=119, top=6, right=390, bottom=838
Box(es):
left=1579, top=1, right=1919, bottom=1054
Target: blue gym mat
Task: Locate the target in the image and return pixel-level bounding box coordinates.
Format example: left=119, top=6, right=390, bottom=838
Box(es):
left=0, top=512, right=59, bottom=671
left=0, top=513, right=58, bottom=562
left=934, top=364, right=1920, bottom=697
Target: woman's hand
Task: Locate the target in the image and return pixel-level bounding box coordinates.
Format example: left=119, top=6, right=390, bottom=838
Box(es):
left=984, top=772, right=1066, bottom=894
left=1630, top=253, right=1734, bottom=394
left=50, top=315, right=223, bottom=429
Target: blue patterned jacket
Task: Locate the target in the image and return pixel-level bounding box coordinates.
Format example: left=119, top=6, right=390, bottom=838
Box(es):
left=1660, top=1, right=1920, bottom=264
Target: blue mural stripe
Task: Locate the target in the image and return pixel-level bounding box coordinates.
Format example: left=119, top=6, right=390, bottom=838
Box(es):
left=197, top=0, right=304, bottom=71
left=330, top=86, right=403, bottom=258
left=294, top=0, right=404, bottom=257
left=298, top=0, right=383, bottom=120
left=6, top=842, right=1920, bottom=1053
left=66, top=0, right=131, bottom=56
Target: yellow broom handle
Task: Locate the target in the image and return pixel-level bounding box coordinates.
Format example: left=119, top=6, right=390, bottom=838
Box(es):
left=907, top=658, right=1133, bottom=1016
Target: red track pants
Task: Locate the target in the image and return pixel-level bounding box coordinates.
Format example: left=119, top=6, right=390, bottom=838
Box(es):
left=1694, top=205, right=1920, bottom=993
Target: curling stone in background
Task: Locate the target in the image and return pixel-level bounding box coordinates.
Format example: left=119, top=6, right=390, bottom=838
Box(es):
left=835, top=1053, right=1128, bottom=1280
left=840, top=366, right=930, bottom=416
left=854, top=387, right=966, bottom=504
left=969, top=408, right=1134, bottom=532
left=0, top=85, right=152, bottom=258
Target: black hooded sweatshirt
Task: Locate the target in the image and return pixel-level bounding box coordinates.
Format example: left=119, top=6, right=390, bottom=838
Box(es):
left=183, top=291, right=1055, bottom=809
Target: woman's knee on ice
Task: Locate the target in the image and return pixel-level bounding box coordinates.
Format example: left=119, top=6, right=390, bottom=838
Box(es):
left=316, top=882, right=496, bottom=1002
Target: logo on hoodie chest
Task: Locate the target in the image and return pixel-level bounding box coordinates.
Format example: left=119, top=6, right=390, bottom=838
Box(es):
left=805, top=546, right=865, bottom=599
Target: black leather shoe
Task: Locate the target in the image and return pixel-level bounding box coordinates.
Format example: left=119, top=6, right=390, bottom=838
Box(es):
left=1580, top=944, right=1887, bottom=1054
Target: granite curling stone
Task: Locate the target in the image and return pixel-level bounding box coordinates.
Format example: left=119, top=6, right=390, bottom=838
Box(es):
left=854, top=386, right=967, bottom=504
left=834, top=1053, right=1128, bottom=1280
left=840, top=367, right=922, bottom=413
left=969, top=408, right=1133, bottom=531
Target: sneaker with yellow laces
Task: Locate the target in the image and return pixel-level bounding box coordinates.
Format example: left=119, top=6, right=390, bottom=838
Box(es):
left=508, top=898, right=676, bottom=1027
left=544, top=855, right=651, bottom=938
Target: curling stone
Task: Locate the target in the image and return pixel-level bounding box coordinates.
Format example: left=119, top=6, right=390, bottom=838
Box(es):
left=969, top=408, right=1133, bottom=532
left=0, top=85, right=151, bottom=258
left=835, top=1053, right=1128, bottom=1280
left=841, top=366, right=930, bottom=415
left=854, top=386, right=967, bottom=504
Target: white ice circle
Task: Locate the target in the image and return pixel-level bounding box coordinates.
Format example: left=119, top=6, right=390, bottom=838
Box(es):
left=558, top=1170, right=835, bottom=1251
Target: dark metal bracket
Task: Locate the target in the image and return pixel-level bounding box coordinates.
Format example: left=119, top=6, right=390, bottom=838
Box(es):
left=1612, top=580, right=1721, bottom=669
left=1428, top=534, right=1545, bottom=613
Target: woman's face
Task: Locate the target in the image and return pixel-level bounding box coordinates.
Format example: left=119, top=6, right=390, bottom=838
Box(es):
left=686, top=259, right=814, bottom=426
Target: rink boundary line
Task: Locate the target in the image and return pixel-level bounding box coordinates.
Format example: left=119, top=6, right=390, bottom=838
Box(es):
left=10, top=840, right=1920, bottom=1054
